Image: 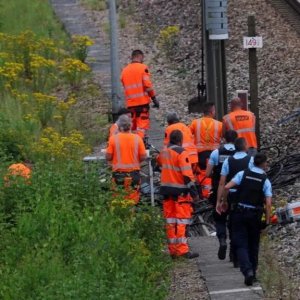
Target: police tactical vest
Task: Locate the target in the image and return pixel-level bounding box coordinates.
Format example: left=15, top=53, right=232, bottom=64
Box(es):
left=237, top=169, right=267, bottom=207
left=212, top=146, right=236, bottom=189
left=227, top=155, right=251, bottom=183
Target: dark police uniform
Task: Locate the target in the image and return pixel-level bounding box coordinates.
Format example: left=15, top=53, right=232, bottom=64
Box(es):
left=209, top=144, right=236, bottom=241
left=220, top=152, right=252, bottom=263
left=231, top=166, right=272, bottom=284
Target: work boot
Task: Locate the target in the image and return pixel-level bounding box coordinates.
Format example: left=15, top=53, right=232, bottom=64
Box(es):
left=183, top=252, right=199, bottom=259
left=244, top=270, right=254, bottom=286
left=218, top=238, right=227, bottom=260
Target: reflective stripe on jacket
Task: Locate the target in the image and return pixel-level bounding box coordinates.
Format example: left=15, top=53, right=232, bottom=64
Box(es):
left=106, top=132, right=146, bottom=172
left=121, top=62, right=155, bottom=107
left=223, top=109, right=257, bottom=148
left=190, top=117, right=223, bottom=152
left=164, top=122, right=198, bottom=164
left=157, top=144, right=195, bottom=197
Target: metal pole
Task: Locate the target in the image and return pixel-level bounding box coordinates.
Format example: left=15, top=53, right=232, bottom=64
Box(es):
left=109, top=0, right=123, bottom=122
left=248, top=16, right=260, bottom=148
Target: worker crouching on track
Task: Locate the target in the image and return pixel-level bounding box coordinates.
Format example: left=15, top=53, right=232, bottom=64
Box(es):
left=190, top=102, right=223, bottom=199
left=106, top=115, right=147, bottom=205
left=157, top=130, right=199, bottom=259
left=164, top=112, right=198, bottom=173
left=121, top=49, right=159, bottom=141
left=223, top=98, right=257, bottom=156
left=224, top=153, right=272, bottom=286
left=205, top=130, right=237, bottom=260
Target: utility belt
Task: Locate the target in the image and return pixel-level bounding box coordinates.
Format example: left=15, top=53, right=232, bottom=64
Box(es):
left=128, top=104, right=150, bottom=117
left=112, top=171, right=141, bottom=187
left=235, top=203, right=263, bottom=213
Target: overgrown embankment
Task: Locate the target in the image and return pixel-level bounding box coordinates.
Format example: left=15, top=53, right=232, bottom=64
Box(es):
left=0, top=1, right=171, bottom=298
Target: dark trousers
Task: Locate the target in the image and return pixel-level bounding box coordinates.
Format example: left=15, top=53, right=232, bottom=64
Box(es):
left=231, top=208, right=262, bottom=276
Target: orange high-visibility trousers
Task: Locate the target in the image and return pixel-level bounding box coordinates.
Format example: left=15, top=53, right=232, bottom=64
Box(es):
left=130, top=108, right=150, bottom=139
left=112, top=174, right=141, bottom=205
left=196, top=169, right=212, bottom=199
left=163, top=197, right=192, bottom=256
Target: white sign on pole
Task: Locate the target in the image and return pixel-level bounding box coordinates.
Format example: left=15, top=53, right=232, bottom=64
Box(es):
left=243, top=36, right=263, bottom=48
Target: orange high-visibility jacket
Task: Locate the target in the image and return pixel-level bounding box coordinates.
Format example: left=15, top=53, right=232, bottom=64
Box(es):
left=106, top=132, right=146, bottom=172
left=223, top=109, right=257, bottom=148
left=121, top=62, right=156, bottom=108
left=164, top=123, right=198, bottom=165
left=109, top=123, right=119, bottom=138
left=158, top=144, right=196, bottom=198
left=190, top=117, right=223, bottom=153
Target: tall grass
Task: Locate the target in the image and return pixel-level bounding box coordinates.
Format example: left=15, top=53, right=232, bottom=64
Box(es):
left=0, top=162, right=170, bottom=299
left=0, top=0, right=66, bottom=39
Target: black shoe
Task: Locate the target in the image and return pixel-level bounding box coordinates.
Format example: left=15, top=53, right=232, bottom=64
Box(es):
left=244, top=271, right=254, bottom=286
left=218, top=238, right=227, bottom=260
left=183, top=252, right=199, bottom=259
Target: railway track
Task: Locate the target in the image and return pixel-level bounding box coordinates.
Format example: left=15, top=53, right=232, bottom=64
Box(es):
left=269, top=0, right=300, bottom=34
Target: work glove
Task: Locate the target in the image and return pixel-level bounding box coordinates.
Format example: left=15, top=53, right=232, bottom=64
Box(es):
left=152, top=96, right=160, bottom=109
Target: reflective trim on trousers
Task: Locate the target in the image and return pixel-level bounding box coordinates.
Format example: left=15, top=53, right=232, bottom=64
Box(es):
left=177, top=218, right=191, bottom=225
left=166, top=218, right=177, bottom=224
left=124, top=83, right=143, bottom=90
left=166, top=218, right=191, bottom=225
left=168, top=237, right=188, bottom=244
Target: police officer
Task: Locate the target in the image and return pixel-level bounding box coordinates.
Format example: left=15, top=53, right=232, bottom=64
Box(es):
left=216, top=137, right=254, bottom=265
left=205, top=130, right=237, bottom=260
left=224, top=153, right=272, bottom=286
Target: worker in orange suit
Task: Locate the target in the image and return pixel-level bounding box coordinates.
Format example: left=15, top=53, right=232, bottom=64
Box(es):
left=157, top=129, right=199, bottom=259
left=164, top=112, right=198, bottom=172
left=106, top=115, right=147, bottom=204
left=190, top=102, right=223, bottom=198
left=121, top=49, right=159, bottom=141
left=223, top=97, right=257, bottom=156
left=108, top=107, right=131, bottom=139
left=5, top=162, right=32, bottom=186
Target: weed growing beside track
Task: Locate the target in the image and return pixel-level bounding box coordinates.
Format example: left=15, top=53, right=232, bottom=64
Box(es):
left=0, top=162, right=170, bottom=299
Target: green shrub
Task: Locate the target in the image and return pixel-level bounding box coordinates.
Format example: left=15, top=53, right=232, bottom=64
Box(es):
left=157, top=25, right=180, bottom=58
left=0, top=162, right=171, bottom=299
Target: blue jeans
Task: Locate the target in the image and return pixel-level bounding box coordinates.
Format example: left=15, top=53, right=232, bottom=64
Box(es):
left=231, top=208, right=262, bottom=276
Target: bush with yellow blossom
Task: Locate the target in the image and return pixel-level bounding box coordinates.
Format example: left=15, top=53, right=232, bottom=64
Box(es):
left=33, top=127, right=90, bottom=161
